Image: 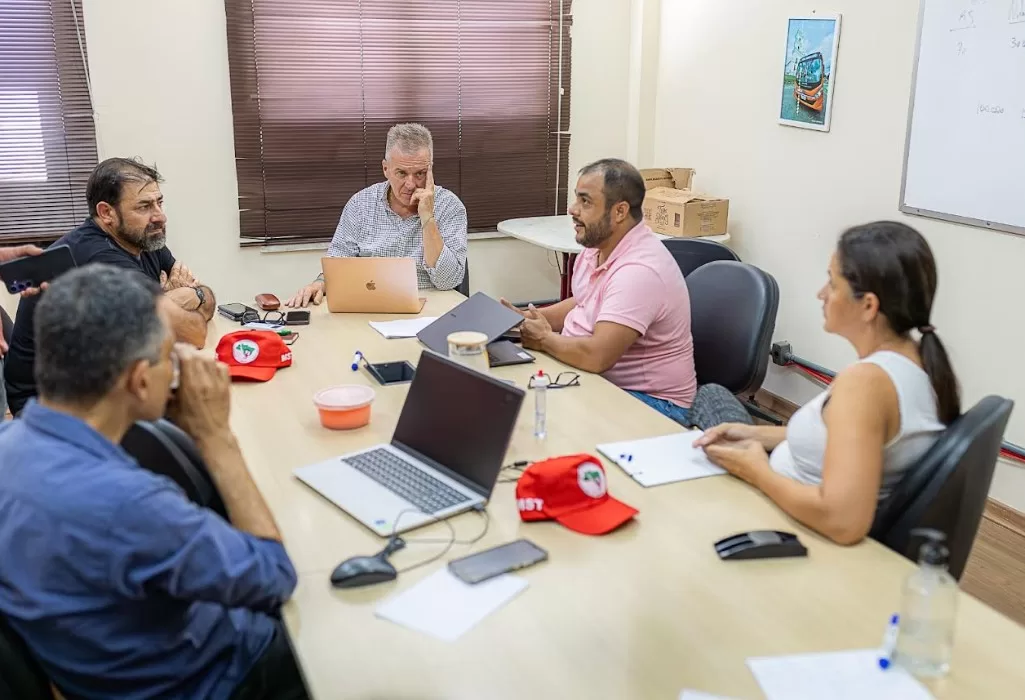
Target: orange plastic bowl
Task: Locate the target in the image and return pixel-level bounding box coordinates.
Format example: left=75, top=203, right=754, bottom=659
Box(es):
left=313, top=385, right=376, bottom=430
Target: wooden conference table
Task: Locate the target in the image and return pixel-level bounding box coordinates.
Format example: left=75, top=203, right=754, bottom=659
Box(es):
left=216, top=292, right=1024, bottom=700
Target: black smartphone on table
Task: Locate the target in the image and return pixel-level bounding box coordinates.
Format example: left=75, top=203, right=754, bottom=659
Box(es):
left=448, top=539, right=548, bottom=585
left=0, top=245, right=76, bottom=294
left=217, top=303, right=258, bottom=322
left=284, top=310, right=310, bottom=325
left=365, top=360, right=416, bottom=385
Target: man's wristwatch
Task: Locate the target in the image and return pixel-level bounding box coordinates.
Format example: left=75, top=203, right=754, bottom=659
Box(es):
left=192, top=286, right=206, bottom=311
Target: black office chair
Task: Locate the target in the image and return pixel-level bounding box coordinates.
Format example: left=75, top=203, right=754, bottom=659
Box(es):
left=121, top=419, right=228, bottom=519
left=663, top=238, right=740, bottom=278
left=0, top=307, right=12, bottom=349
left=686, top=261, right=779, bottom=422
left=456, top=260, right=470, bottom=297
left=870, top=396, right=1013, bottom=580
left=0, top=614, right=54, bottom=700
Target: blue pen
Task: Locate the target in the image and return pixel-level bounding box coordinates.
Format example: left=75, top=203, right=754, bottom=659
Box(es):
left=878, top=613, right=900, bottom=669
left=351, top=351, right=362, bottom=371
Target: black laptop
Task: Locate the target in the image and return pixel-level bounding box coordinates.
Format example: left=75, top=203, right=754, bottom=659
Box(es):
left=487, top=340, right=535, bottom=368
left=417, top=292, right=525, bottom=354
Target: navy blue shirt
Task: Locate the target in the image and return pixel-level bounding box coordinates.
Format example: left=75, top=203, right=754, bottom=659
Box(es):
left=4, top=218, right=177, bottom=415
left=0, top=402, right=297, bottom=699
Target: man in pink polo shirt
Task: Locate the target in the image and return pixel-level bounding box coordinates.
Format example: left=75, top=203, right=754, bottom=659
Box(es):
left=502, top=159, right=697, bottom=424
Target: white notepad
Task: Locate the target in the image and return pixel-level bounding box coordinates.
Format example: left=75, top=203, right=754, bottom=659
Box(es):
left=368, top=317, right=438, bottom=339
left=596, top=431, right=725, bottom=487
left=747, top=649, right=934, bottom=700
left=375, top=568, right=528, bottom=642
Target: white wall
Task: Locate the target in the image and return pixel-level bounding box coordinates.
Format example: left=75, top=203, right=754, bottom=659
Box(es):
left=652, top=0, right=1025, bottom=511
left=66, top=0, right=640, bottom=309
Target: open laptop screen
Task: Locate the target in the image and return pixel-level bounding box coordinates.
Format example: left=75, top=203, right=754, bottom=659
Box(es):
left=392, top=351, right=525, bottom=496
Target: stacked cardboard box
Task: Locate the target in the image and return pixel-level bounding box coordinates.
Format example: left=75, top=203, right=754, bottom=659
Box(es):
left=639, top=167, right=729, bottom=238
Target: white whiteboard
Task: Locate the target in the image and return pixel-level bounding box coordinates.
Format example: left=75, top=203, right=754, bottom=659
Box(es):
left=901, top=0, right=1025, bottom=235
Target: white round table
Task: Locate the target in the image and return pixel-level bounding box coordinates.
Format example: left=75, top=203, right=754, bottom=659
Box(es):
left=497, top=215, right=732, bottom=299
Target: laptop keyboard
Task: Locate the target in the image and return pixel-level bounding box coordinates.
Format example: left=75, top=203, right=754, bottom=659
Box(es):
left=345, top=448, right=470, bottom=514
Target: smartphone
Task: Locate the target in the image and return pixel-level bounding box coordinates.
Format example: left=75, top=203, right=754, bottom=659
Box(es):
left=448, top=539, right=548, bottom=585
left=499, top=327, right=522, bottom=343
left=217, top=303, right=257, bottom=322
left=365, top=360, right=416, bottom=385
left=0, top=244, right=76, bottom=294
left=284, top=309, right=310, bottom=326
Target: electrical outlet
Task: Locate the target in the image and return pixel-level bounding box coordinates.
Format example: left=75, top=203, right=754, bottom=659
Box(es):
left=770, top=341, right=792, bottom=366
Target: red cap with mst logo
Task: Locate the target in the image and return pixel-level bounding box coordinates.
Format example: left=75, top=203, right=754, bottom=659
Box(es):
left=515, top=454, right=638, bottom=535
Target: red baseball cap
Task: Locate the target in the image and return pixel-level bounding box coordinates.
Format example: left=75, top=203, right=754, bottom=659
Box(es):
left=516, top=454, right=638, bottom=535
left=216, top=330, right=292, bottom=382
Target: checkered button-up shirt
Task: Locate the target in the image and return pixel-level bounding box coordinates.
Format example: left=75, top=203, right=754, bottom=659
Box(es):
left=326, top=181, right=468, bottom=290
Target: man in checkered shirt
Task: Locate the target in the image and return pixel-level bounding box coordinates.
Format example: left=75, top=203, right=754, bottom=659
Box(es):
left=285, top=123, right=468, bottom=307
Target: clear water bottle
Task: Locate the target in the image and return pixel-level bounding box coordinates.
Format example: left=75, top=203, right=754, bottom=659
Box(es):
left=893, top=528, right=958, bottom=678
left=533, top=370, right=548, bottom=440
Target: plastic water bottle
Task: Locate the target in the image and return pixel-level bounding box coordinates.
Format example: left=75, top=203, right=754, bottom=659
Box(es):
left=533, top=370, right=548, bottom=440
left=893, top=528, right=958, bottom=678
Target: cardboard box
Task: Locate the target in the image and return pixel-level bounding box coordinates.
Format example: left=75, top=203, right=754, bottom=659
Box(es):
left=642, top=187, right=730, bottom=238
left=639, top=167, right=695, bottom=191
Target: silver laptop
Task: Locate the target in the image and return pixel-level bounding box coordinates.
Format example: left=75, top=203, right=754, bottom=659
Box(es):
left=293, top=351, right=526, bottom=536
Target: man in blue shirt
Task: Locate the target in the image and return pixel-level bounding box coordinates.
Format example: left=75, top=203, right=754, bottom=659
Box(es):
left=0, top=265, right=307, bottom=699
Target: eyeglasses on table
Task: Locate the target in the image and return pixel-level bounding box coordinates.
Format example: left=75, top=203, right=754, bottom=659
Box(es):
left=528, top=371, right=581, bottom=389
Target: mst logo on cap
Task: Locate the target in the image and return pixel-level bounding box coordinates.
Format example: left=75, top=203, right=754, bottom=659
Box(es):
left=516, top=454, right=637, bottom=536
left=216, top=330, right=292, bottom=382
left=578, top=463, right=607, bottom=498
left=232, top=340, right=260, bottom=364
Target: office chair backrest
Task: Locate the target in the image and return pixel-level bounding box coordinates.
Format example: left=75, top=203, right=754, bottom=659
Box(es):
left=456, top=260, right=470, bottom=297
left=870, top=395, right=1013, bottom=580
left=0, top=614, right=53, bottom=700
left=662, top=238, right=740, bottom=278
left=686, top=261, right=779, bottom=396
left=121, top=419, right=228, bottom=519
left=1, top=307, right=13, bottom=348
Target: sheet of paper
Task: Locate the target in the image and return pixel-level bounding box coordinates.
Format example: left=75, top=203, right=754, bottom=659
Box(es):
left=368, top=317, right=438, bottom=339
left=679, top=691, right=737, bottom=700
left=747, top=649, right=934, bottom=700
left=375, top=568, right=528, bottom=642
left=596, top=431, right=725, bottom=487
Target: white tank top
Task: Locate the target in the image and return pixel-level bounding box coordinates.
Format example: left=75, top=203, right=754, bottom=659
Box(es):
left=769, top=351, right=945, bottom=500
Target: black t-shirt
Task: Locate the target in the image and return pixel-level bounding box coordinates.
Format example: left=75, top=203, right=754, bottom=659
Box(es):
left=4, top=218, right=176, bottom=414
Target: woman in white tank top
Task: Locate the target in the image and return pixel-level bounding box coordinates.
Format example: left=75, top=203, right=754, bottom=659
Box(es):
left=694, top=221, right=960, bottom=545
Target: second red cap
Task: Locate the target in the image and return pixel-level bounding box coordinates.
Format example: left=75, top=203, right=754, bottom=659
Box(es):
left=516, top=454, right=637, bottom=535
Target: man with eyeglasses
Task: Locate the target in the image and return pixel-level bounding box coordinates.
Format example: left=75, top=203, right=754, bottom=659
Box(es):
left=0, top=265, right=307, bottom=700
left=504, top=159, right=697, bottom=425
left=4, top=157, right=216, bottom=416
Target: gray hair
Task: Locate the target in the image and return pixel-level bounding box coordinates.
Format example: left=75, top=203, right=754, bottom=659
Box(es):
left=87, top=157, right=163, bottom=218
left=384, top=123, right=433, bottom=160
left=34, top=264, right=166, bottom=405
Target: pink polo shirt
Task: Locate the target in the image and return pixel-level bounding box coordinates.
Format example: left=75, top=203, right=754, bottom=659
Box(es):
left=562, top=221, right=697, bottom=407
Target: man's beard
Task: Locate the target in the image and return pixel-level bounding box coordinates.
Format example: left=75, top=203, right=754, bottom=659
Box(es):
left=118, top=222, right=167, bottom=252
left=575, top=211, right=613, bottom=248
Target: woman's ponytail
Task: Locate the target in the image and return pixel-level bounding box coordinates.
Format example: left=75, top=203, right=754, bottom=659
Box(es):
left=919, top=328, right=961, bottom=424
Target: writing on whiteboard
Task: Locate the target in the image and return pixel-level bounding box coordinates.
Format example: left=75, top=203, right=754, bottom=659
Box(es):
left=1013, top=36, right=1025, bottom=47
left=951, top=9, right=978, bottom=30
left=978, top=103, right=1006, bottom=114
left=1012, top=0, right=1025, bottom=23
